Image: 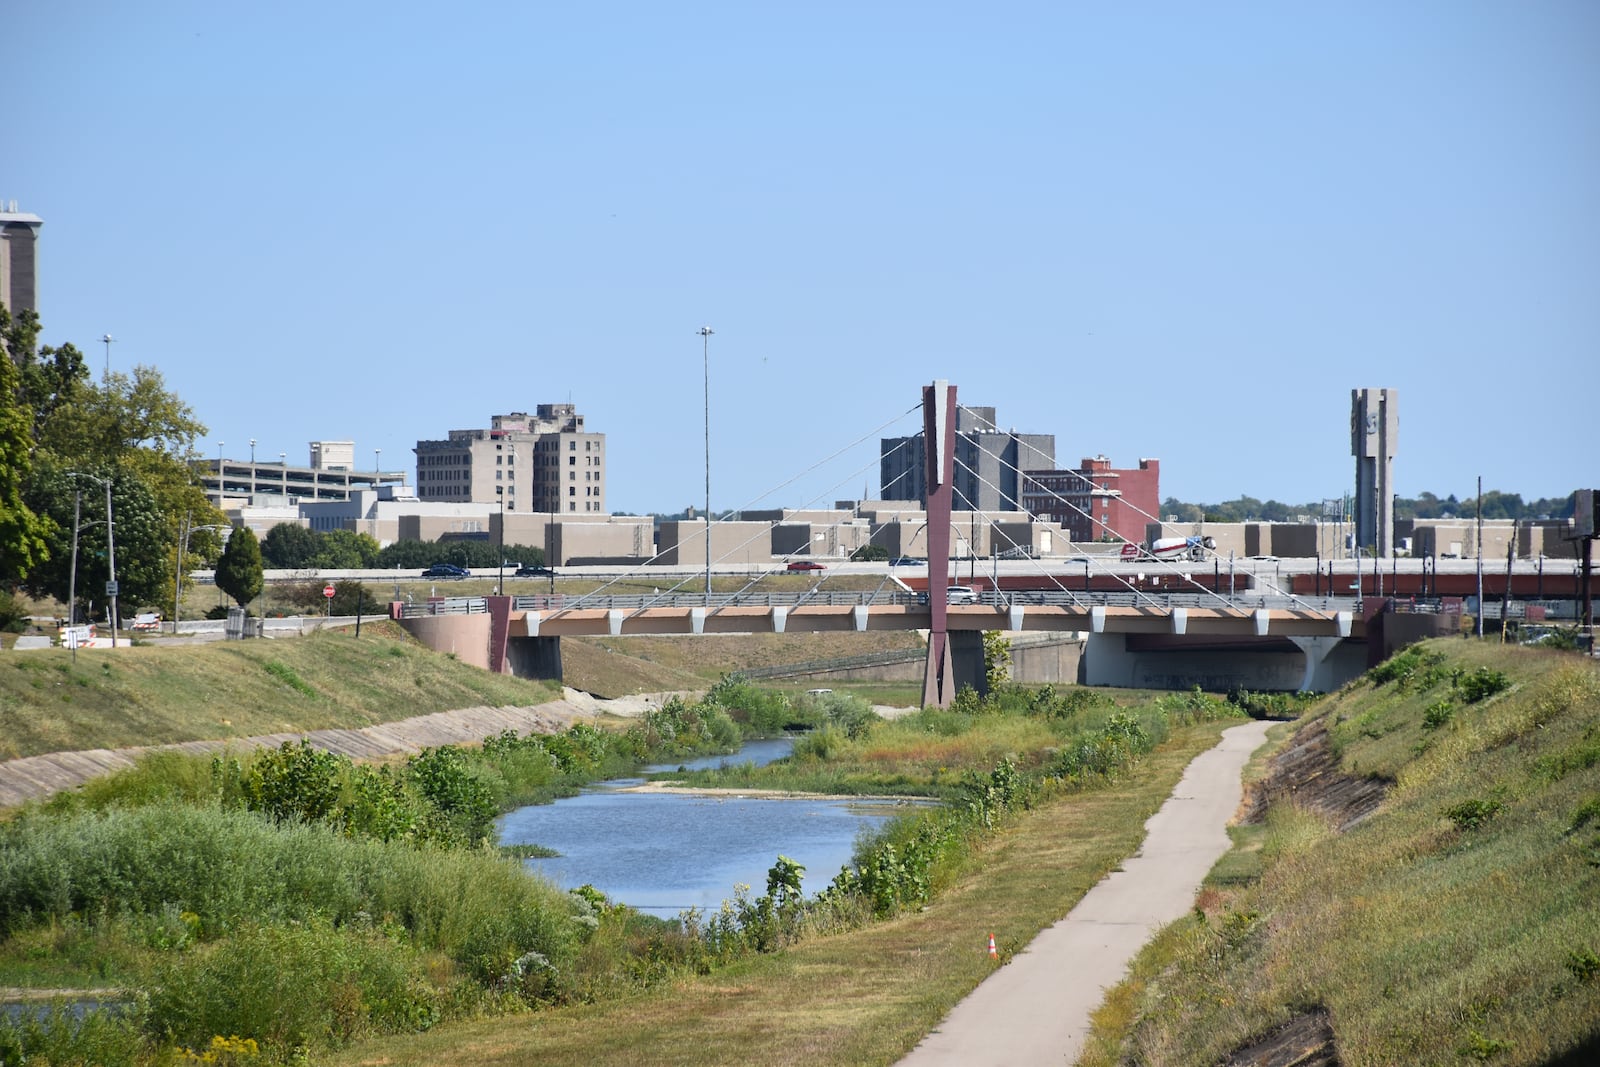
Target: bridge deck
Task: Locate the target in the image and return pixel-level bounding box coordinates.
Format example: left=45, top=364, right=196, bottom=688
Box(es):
left=512, top=603, right=1360, bottom=639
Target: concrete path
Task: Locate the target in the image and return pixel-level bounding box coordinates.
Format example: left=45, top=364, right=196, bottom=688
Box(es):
left=0, top=688, right=676, bottom=810
left=899, top=718, right=1273, bottom=1067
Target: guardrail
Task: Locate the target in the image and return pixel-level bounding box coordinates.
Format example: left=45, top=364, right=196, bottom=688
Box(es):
left=393, top=591, right=1363, bottom=618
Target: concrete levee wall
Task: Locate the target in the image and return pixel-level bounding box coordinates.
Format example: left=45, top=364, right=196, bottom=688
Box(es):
left=396, top=614, right=492, bottom=669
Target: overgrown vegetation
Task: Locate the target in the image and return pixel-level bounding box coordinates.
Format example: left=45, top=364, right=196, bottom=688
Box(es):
left=1081, top=640, right=1600, bottom=1066
left=1, top=672, right=1253, bottom=1064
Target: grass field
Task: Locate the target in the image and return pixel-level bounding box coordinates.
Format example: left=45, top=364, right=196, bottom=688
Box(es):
left=0, top=622, right=563, bottom=761
left=1080, top=639, right=1600, bottom=1066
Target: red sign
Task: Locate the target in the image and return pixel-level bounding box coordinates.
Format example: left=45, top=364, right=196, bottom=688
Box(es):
left=323, top=584, right=336, bottom=598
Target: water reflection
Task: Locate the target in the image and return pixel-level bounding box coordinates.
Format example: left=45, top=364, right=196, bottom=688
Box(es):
left=498, top=738, right=921, bottom=917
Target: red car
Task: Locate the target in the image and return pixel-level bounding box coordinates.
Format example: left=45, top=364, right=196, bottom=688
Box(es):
left=786, top=561, right=826, bottom=572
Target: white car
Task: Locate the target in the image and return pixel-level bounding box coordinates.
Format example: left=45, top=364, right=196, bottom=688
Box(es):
left=946, top=586, right=978, bottom=605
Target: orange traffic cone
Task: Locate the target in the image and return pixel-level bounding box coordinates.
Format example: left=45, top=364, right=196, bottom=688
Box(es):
left=988, top=933, right=998, bottom=959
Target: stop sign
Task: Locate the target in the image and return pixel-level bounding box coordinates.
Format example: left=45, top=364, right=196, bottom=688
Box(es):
left=323, top=584, right=336, bottom=598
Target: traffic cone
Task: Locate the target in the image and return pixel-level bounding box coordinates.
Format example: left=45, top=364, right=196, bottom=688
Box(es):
left=988, top=933, right=998, bottom=959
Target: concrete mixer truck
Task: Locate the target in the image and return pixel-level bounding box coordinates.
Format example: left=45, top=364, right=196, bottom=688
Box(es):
left=1119, top=535, right=1216, bottom=562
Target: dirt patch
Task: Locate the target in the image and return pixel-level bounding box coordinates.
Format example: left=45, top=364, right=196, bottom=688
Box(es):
left=1220, top=1009, right=1340, bottom=1066
left=1242, top=718, right=1390, bottom=831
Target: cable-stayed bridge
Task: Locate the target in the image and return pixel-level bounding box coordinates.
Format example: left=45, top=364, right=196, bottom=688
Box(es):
left=399, top=381, right=1391, bottom=703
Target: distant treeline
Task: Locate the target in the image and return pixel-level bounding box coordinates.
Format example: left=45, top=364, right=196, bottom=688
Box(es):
left=1161, top=490, right=1578, bottom=525
left=259, top=525, right=545, bottom=570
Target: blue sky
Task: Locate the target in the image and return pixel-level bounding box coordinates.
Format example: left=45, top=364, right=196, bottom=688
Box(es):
left=9, top=1, right=1596, bottom=514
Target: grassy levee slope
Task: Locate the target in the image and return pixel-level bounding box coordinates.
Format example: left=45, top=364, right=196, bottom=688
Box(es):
left=0, top=622, right=562, bottom=762
left=1083, top=640, right=1600, bottom=1066
left=326, top=720, right=1238, bottom=1067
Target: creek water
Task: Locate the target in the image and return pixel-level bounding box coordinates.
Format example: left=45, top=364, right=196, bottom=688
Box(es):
left=497, top=738, right=921, bottom=917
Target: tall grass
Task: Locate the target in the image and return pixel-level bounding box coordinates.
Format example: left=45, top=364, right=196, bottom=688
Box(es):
left=1085, top=641, right=1600, bottom=1066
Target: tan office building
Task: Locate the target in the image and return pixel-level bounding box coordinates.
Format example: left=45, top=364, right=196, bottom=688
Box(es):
left=415, top=404, right=606, bottom=515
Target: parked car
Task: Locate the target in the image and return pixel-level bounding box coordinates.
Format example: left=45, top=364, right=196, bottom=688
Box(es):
left=515, top=565, right=554, bottom=578
left=422, top=563, right=470, bottom=578
left=889, top=557, right=922, bottom=566
left=786, top=561, right=826, bottom=572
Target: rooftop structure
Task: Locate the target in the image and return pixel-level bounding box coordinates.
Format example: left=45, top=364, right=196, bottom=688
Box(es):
left=0, top=201, right=43, bottom=317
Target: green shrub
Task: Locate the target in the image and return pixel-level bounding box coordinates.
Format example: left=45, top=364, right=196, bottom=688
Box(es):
left=1455, top=667, right=1511, bottom=703
left=0, top=1001, right=146, bottom=1066
left=148, top=917, right=439, bottom=1054
left=0, top=588, right=28, bottom=633
left=1422, top=698, right=1455, bottom=730
left=1443, top=797, right=1504, bottom=831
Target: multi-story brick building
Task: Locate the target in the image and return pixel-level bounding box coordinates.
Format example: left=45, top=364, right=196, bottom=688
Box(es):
left=414, top=404, right=606, bottom=514
left=1022, top=456, right=1160, bottom=544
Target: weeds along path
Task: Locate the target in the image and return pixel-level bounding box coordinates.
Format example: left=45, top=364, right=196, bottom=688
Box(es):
left=898, top=718, right=1273, bottom=1067
left=0, top=688, right=668, bottom=809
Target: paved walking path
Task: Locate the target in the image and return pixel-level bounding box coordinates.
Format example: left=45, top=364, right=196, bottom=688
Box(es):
left=0, top=689, right=672, bottom=810
left=899, top=718, right=1273, bottom=1066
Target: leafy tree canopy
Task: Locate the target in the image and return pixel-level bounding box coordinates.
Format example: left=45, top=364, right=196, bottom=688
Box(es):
left=215, top=525, right=264, bottom=608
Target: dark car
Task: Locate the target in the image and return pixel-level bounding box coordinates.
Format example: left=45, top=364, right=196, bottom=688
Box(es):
left=786, top=560, right=826, bottom=572
left=515, top=565, right=555, bottom=578
left=889, top=557, right=922, bottom=566
left=421, top=563, right=470, bottom=578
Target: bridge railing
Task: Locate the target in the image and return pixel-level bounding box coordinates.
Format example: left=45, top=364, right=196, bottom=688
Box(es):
left=483, top=590, right=1361, bottom=615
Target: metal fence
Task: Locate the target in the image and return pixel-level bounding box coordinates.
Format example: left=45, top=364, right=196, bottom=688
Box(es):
left=394, top=590, right=1364, bottom=618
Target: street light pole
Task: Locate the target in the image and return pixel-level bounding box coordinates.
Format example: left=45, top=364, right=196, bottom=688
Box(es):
left=68, top=472, right=118, bottom=644
left=216, top=442, right=225, bottom=507
left=699, top=325, right=714, bottom=607
left=104, top=477, right=118, bottom=645
left=68, top=491, right=80, bottom=626
left=279, top=452, right=287, bottom=497
left=101, top=334, right=113, bottom=380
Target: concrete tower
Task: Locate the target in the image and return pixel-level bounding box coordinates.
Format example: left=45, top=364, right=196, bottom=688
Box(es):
left=1351, top=387, right=1398, bottom=554
left=0, top=201, right=43, bottom=316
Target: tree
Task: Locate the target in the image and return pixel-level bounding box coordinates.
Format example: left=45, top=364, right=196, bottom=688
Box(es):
left=215, top=525, right=264, bottom=609
left=261, top=523, right=320, bottom=569
left=313, top=529, right=381, bottom=569
left=851, top=544, right=889, bottom=561
left=23, top=462, right=168, bottom=618
left=0, top=303, right=51, bottom=583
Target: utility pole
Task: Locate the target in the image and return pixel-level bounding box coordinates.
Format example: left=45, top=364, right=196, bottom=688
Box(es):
left=699, top=325, right=714, bottom=607
left=1475, top=475, right=1484, bottom=638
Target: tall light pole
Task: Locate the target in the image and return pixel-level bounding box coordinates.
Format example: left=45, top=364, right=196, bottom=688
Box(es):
left=216, top=442, right=225, bottom=507
left=374, top=448, right=382, bottom=485
left=699, top=325, right=714, bottom=606
left=249, top=438, right=257, bottom=496
left=279, top=452, right=287, bottom=497
left=101, top=334, right=114, bottom=380
left=67, top=490, right=81, bottom=626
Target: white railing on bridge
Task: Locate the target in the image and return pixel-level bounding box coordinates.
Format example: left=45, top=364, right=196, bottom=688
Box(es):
left=397, top=590, right=1362, bottom=620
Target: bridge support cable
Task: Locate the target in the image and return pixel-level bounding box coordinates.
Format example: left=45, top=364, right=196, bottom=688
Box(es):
left=546, top=402, right=922, bottom=622
left=951, top=402, right=1341, bottom=622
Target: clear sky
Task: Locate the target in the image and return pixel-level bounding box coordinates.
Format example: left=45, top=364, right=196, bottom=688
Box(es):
left=8, top=1, right=1596, bottom=515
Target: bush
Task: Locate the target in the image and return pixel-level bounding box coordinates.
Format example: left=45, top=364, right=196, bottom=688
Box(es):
left=148, top=917, right=439, bottom=1053
left=0, top=587, right=28, bottom=633
left=1455, top=667, right=1511, bottom=703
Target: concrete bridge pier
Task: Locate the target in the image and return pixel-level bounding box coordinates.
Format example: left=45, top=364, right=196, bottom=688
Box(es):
left=1289, top=636, right=1344, bottom=693
left=949, top=631, right=987, bottom=697
left=506, top=636, right=564, bottom=682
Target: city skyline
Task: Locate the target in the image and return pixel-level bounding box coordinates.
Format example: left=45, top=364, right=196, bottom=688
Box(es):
left=6, top=2, right=1595, bottom=512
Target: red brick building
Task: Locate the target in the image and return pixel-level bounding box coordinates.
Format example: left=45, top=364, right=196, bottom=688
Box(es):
left=1021, top=456, right=1160, bottom=544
